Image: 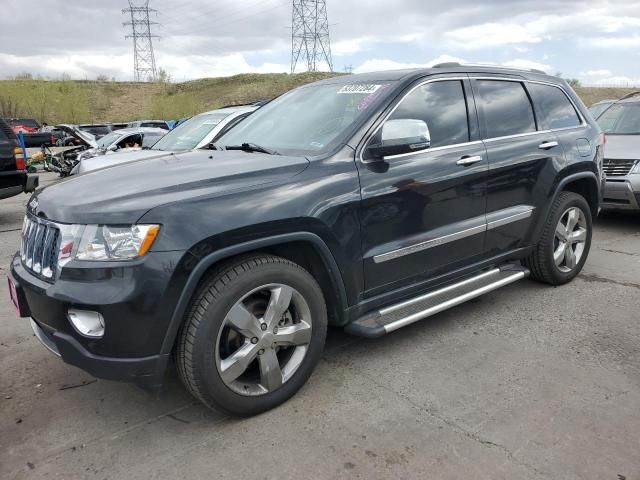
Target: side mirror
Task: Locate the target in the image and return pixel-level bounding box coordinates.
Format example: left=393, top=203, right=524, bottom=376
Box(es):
left=107, top=144, right=118, bottom=152
left=366, top=119, right=431, bottom=160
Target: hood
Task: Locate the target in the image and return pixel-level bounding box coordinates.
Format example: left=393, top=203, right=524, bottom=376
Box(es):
left=56, top=124, right=98, bottom=148
left=604, top=134, right=640, bottom=160
left=30, top=150, right=309, bottom=224
left=77, top=148, right=167, bottom=174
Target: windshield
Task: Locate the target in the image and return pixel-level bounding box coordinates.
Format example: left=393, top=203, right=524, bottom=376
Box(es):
left=589, top=102, right=613, bottom=119
left=152, top=112, right=230, bottom=151
left=142, top=133, right=165, bottom=148
left=218, top=81, right=396, bottom=156
left=141, top=122, right=168, bottom=129
left=598, top=103, right=640, bottom=135
left=81, top=125, right=111, bottom=136
left=97, top=131, right=123, bottom=148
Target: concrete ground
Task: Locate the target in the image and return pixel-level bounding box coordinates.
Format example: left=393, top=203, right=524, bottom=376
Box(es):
left=1, top=172, right=639, bottom=480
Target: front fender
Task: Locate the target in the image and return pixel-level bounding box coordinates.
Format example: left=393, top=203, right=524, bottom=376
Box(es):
left=158, top=232, right=348, bottom=356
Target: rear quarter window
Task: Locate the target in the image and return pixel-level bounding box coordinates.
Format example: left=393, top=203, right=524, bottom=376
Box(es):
left=527, top=83, right=581, bottom=130
left=475, top=80, right=536, bottom=138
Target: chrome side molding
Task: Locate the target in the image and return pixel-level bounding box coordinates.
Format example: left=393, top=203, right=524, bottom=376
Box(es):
left=373, top=205, right=534, bottom=264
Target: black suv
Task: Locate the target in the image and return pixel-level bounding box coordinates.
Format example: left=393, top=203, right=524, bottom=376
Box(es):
left=9, top=65, right=603, bottom=416
left=0, top=118, right=38, bottom=200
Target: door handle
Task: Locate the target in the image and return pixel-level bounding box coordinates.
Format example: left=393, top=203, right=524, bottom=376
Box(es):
left=538, top=141, right=559, bottom=150
left=456, top=155, right=483, bottom=166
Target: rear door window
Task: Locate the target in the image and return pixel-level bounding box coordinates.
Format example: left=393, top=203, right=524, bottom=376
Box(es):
left=475, top=80, right=536, bottom=138
left=527, top=83, right=581, bottom=130
left=388, top=80, right=470, bottom=148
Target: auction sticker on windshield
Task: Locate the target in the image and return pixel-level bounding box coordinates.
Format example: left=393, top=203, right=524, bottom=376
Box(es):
left=337, top=84, right=382, bottom=94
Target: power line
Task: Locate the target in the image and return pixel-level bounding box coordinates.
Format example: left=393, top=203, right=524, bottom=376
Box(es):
left=123, top=0, right=159, bottom=82
left=163, top=0, right=280, bottom=35
left=291, top=0, right=333, bottom=73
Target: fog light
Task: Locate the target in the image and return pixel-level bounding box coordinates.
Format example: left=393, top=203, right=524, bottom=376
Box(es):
left=68, top=309, right=105, bottom=338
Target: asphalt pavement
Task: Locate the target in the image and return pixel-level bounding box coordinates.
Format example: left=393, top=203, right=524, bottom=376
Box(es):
left=1, top=172, right=639, bottom=480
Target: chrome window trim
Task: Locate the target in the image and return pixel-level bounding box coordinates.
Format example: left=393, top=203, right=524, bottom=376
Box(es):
left=483, top=129, right=551, bottom=143
left=373, top=206, right=535, bottom=263
left=524, top=79, right=588, bottom=128
left=358, top=74, right=589, bottom=164
left=359, top=76, right=470, bottom=164
left=383, top=140, right=483, bottom=161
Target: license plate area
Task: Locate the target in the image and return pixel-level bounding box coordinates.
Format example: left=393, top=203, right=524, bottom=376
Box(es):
left=8, top=277, right=30, bottom=318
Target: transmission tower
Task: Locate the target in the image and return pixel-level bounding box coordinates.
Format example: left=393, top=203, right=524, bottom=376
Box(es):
left=123, top=1, right=159, bottom=82
left=291, top=0, right=333, bottom=73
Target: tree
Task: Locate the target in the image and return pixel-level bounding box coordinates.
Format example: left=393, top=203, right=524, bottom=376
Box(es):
left=555, top=72, right=581, bottom=88
left=156, top=67, right=171, bottom=84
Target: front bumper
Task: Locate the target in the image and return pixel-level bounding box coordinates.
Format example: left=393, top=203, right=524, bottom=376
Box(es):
left=9, top=250, right=188, bottom=387
left=601, top=176, right=640, bottom=211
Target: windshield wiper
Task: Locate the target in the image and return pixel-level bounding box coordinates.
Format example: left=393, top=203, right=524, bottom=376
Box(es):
left=225, top=142, right=280, bottom=155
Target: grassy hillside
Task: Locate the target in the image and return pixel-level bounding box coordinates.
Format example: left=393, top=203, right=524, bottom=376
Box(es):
left=0, top=73, right=635, bottom=124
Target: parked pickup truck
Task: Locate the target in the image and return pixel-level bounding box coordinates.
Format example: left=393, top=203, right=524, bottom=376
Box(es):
left=0, top=118, right=38, bottom=200
left=9, top=64, right=603, bottom=416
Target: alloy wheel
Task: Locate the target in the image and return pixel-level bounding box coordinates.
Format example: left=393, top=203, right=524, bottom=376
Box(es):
left=553, top=207, right=588, bottom=273
left=215, top=284, right=312, bottom=396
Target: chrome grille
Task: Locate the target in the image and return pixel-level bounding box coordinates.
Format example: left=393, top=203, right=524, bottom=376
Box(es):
left=603, top=158, right=637, bottom=177
left=20, top=215, right=60, bottom=280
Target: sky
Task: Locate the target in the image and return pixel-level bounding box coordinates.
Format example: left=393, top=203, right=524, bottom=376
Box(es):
left=1, top=0, right=640, bottom=85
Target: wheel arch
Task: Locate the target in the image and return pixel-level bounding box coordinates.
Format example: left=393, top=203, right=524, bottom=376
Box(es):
left=558, top=172, right=600, bottom=217
left=159, top=232, right=349, bottom=356
left=531, top=170, right=600, bottom=246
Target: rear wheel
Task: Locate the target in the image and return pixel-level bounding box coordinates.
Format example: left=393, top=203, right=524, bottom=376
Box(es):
left=175, top=254, right=327, bottom=416
left=524, top=192, right=592, bottom=285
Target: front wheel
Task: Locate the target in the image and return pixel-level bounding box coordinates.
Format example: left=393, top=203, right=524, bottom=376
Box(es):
left=524, top=192, right=592, bottom=285
left=175, top=254, right=327, bottom=416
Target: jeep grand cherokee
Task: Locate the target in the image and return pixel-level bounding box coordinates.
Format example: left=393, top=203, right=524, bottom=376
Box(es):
left=9, top=65, right=603, bottom=416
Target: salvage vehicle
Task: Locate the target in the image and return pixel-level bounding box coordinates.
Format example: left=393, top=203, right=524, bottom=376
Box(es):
left=78, top=124, right=113, bottom=140
left=44, top=124, right=98, bottom=176
left=72, top=127, right=167, bottom=169
left=126, top=120, right=170, bottom=130
left=75, top=105, right=258, bottom=174
left=0, top=118, right=38, bottom=199
left=596, top=92, right=640, bottom=210
left=9, top=65, right=603, bottom=416
left=7, top=118, right=54, bottom=148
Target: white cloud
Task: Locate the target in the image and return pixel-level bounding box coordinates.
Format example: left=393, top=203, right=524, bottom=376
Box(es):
left=332, top=39, right=368, bottom=56
left=445, top=23, right=541, bottom=50
left=589, top=35, right=640, bottom=48
left=502, top=59, right=552, bottom=73
left=354, top=55, right=554, bottom=74
left=156, top=53, right=289, bottom=80
left=581, top=69, right=613, bottom=77
left=353, top=55, right=467, bottom=74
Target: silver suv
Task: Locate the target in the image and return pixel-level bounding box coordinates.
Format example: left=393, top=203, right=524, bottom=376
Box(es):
left=597, top=92, right=640, bottom=211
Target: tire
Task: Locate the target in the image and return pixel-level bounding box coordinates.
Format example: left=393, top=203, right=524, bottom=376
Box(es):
left=175, top=254, right=327, bottom=416
left=523, top=191, right=592, bottom=285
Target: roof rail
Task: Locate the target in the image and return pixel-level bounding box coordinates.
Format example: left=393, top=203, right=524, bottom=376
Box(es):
left=619, top=91, right=640, bottom=101
left=432, top=62, right=547, bottom=75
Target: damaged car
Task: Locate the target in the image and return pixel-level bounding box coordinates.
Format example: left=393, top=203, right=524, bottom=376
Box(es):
left=71, top=127, right=167, bottom=173
left=75, top=105, right=257, bottom=174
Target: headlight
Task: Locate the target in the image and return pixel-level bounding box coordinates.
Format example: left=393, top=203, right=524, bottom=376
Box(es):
left=75, top=225, right=160, bottom=261
left=630, top=161, right=640, bottom=174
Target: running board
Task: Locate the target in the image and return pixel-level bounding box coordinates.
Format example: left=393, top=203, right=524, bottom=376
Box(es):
left=345, top=265, right=529, bottom=338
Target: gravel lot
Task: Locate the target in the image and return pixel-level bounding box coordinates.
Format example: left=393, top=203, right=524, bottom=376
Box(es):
left=1, top=172, right=639, bottom=480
